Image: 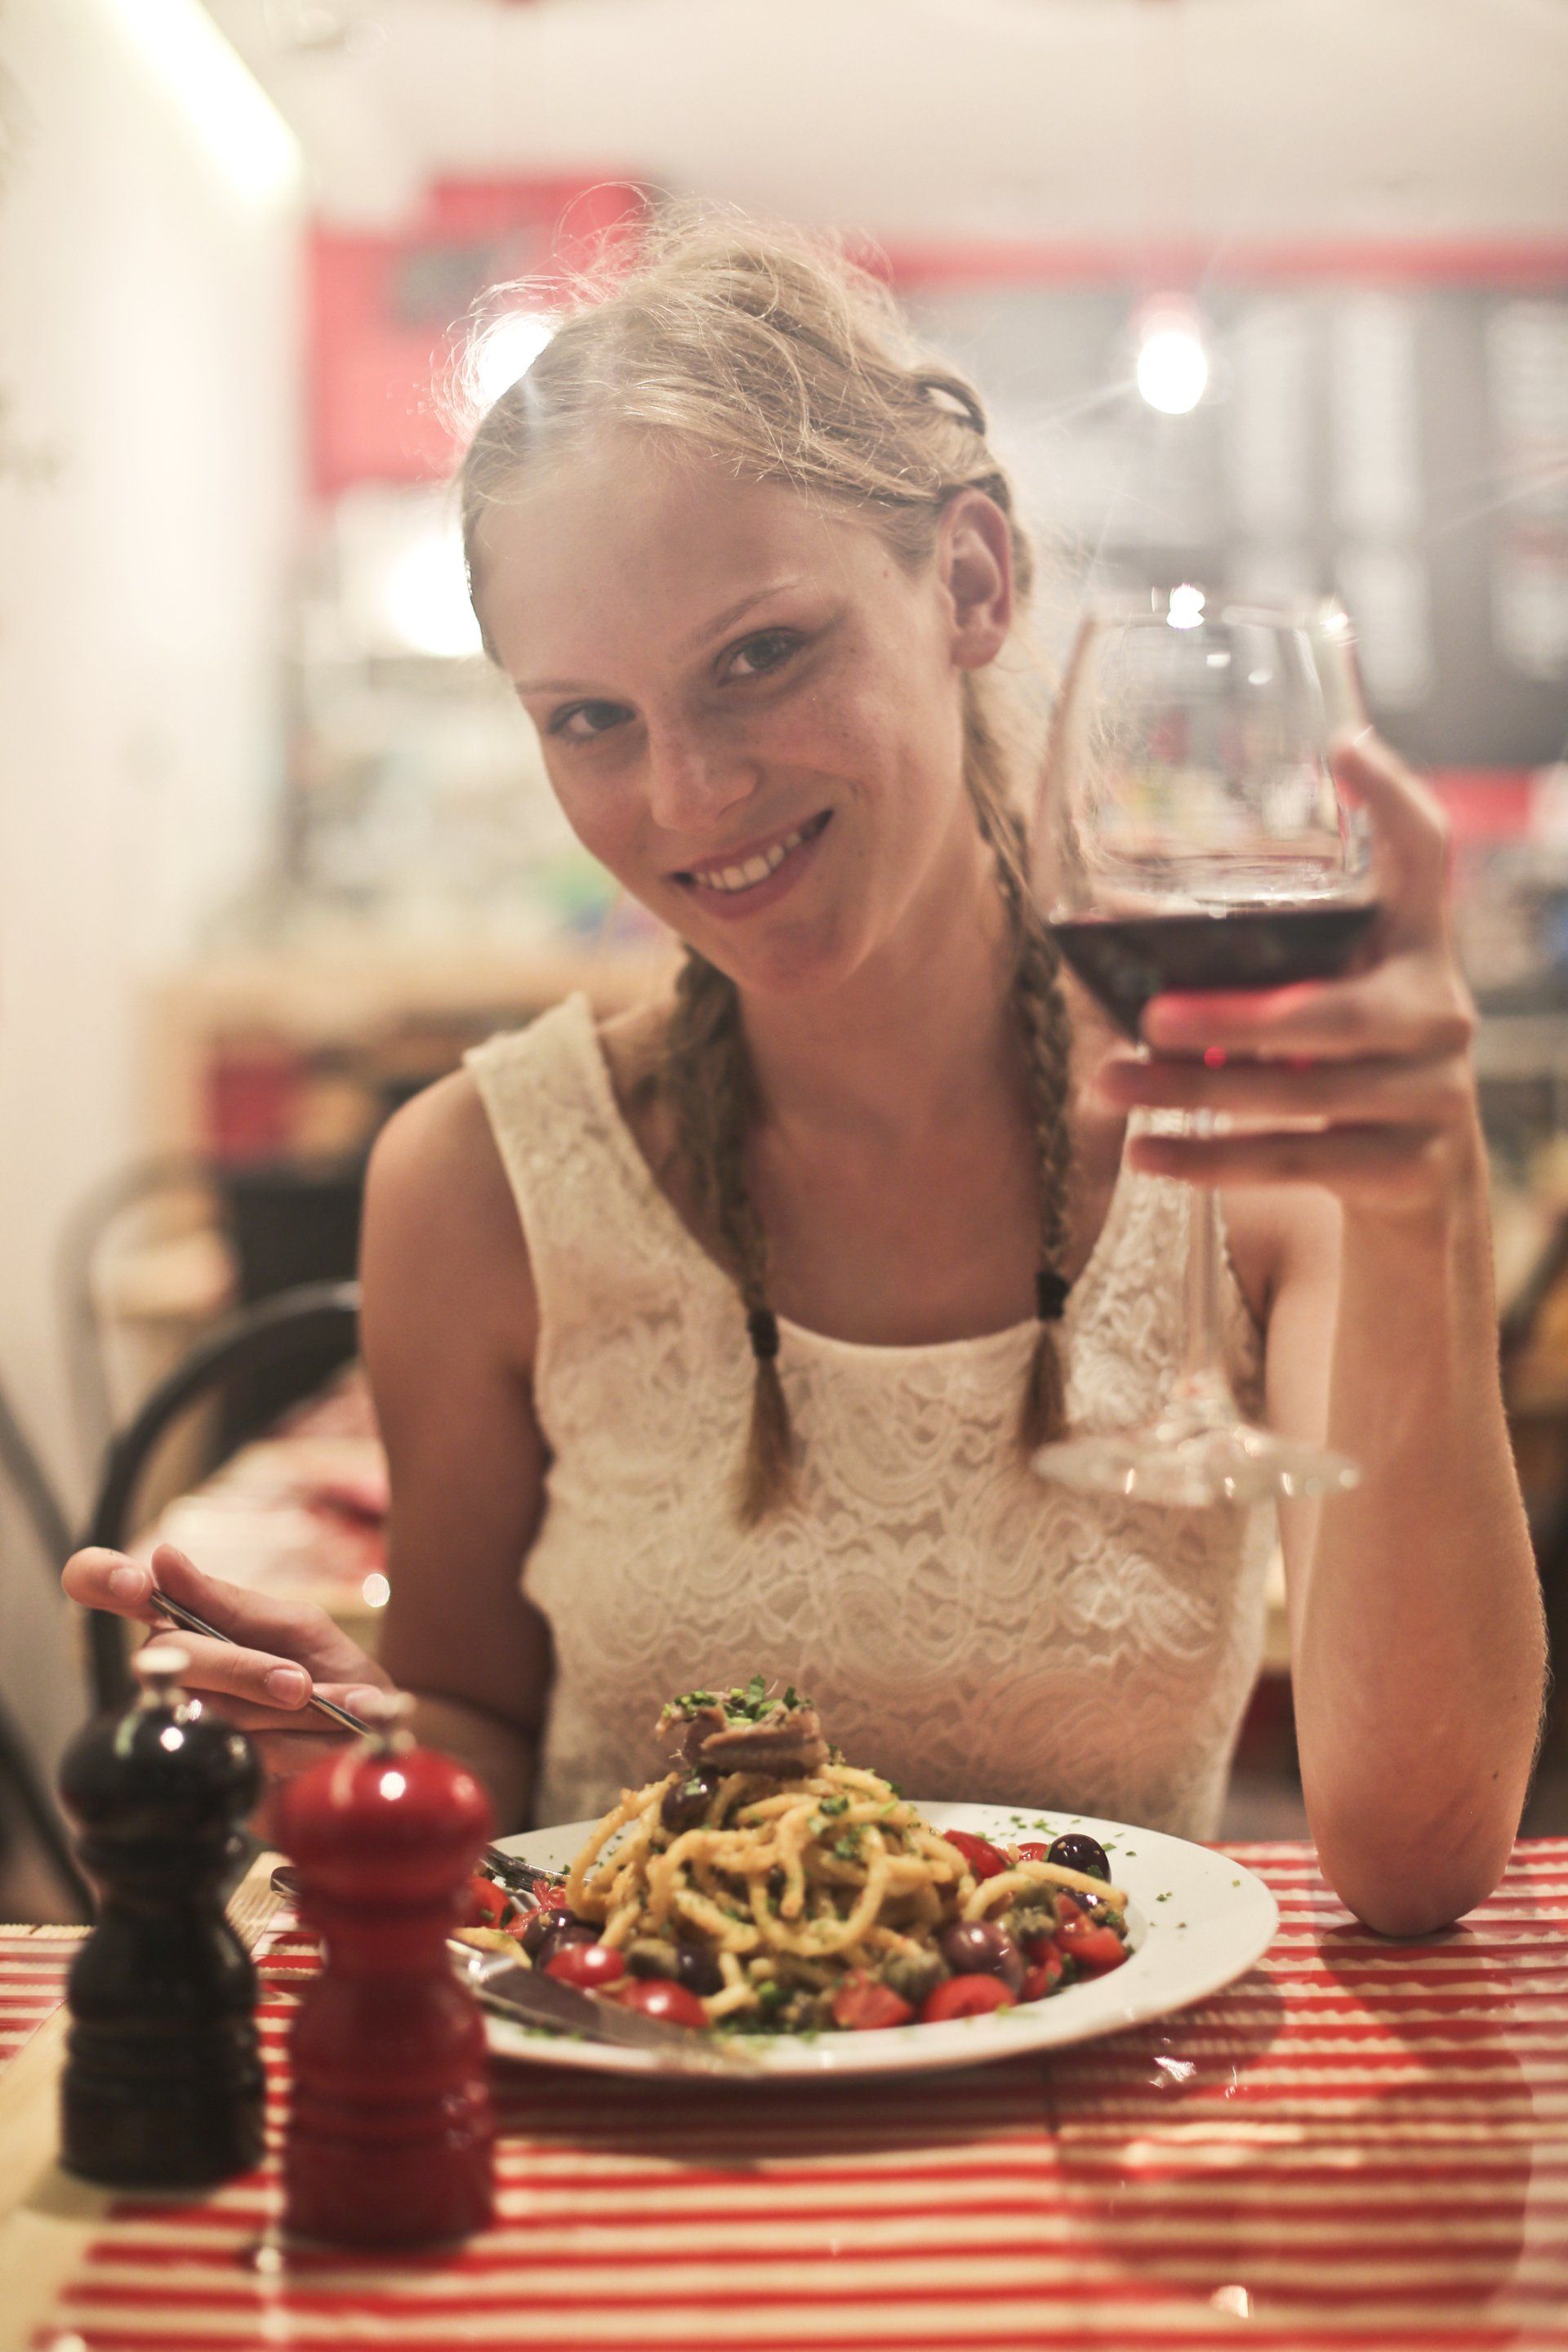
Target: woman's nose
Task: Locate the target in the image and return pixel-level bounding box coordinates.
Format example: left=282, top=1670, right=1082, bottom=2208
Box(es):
left=643, top=724, right=755, bottom=833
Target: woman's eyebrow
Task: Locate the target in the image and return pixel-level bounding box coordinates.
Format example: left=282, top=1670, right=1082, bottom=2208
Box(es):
left=512, top=579, right=806, bottom=695
left=679, top=578, right=804, bottom=654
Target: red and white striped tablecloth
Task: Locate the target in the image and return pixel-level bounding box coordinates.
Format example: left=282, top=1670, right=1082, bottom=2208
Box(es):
left=0, top=1933, right=75, bottom=2074
left=20, top=1839, right=1568, bottom=2350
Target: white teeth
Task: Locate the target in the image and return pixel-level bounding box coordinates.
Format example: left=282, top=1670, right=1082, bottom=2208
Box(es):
left=689, top=822, right=812, bottom=895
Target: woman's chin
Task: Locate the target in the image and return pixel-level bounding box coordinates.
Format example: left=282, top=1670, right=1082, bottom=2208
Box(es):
left=684, top=915, right=862, bottom=1002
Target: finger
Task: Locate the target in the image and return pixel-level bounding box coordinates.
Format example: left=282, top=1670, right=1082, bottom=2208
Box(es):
left=1143, top=961, right=1473, bottom=1063
left=198, top=1692, right=325, bottom=1735
left=62, top=1549, right=164, bottom=1621
left=200, top=1692, right=369, bottom=1736
left=134, top=1628, right=315, bottom=1714
left=1129, top=1120, right=1445, bottom=1194
left=148, top=1544, right=375, bottom=1682
left=1098, top=1048, right=1467, bottom=1125
left=1330, top=728, right=1452, bottom=946
left=204, top=1684, right=387, bottom=1740
left=66, top=1541, right=304, bottom=1650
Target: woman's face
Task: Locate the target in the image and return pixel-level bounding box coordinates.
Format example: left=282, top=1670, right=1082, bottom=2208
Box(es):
left=474, top=432, right=1011, bottom=998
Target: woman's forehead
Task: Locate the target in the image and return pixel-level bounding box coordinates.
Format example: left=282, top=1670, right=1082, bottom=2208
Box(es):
left=475, top=435, right=893, bottom=685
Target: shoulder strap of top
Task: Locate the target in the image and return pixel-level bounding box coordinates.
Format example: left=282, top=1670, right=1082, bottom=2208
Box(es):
left=464, top=995, right=710, bottom=1361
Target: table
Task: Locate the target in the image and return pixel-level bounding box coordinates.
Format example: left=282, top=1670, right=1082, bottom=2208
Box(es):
left=0, top=1839, right=1563, bottom=2350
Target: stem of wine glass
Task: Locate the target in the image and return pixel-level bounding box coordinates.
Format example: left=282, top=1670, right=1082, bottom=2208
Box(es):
left=1172, top=1111, right=1240, bottom=1421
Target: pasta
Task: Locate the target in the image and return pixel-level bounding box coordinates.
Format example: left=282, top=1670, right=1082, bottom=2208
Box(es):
left=483, top=1681, right=1134, bottom=2034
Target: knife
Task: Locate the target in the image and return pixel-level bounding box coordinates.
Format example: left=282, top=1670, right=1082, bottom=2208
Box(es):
left=448, top=1940, right=759, bottom=2074
left=270, top=1855, right=562, bottom=1905
left=267, top=1866, right=754, bottom=2071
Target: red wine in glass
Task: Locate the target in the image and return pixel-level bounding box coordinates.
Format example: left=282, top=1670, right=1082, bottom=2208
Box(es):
left=1053, top=900, right=1382, bottom=1041
left=1029, top=592, right=1374, bottom=1507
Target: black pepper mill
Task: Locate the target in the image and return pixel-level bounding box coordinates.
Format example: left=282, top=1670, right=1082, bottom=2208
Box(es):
left=59, top=1642, right=265, bottom=2188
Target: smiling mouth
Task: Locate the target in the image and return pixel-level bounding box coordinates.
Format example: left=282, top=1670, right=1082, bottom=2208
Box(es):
left=674, top=810, right=832, bottom=897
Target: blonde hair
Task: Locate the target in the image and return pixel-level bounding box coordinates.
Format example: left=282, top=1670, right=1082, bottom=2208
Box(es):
left=461, top=207, right=1074, bottom=1523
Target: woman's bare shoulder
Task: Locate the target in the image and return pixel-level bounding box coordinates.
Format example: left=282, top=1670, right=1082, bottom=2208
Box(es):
left=362, top=1067, right=537, bottom=1367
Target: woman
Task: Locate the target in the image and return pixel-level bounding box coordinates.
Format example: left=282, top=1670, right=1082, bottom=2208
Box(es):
left=66, top=216, right=1544, bottom=1936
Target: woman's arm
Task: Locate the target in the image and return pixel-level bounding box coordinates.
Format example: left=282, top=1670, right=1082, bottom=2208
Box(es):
left=62, top=1069, right=551, bottom=1834
left=1255, top=1173, right=1544, bottom=1936
left=359, top=1070, right=552, bottom=1833
left=1098, top=733, right=1548, bottom=1936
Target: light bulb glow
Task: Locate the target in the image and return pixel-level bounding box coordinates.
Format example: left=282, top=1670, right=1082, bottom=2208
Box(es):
left=1167, top=583, right=1206, bottom=630
left=1135, top=304, right=1209, bottom=416
left=474, top=313, right=556, bottom=409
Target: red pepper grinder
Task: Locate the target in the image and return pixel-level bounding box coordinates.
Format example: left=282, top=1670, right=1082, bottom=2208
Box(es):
left=278, top=1691, right=496, bottom=2247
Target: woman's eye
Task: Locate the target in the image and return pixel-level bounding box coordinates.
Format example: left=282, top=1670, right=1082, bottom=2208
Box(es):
left=723, top=629, right=803, bottom=681
left=549, top=699, right=631, bottom=742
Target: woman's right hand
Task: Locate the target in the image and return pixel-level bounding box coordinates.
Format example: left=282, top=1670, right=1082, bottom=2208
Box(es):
left=62, top=1539, right=394, bottom=1797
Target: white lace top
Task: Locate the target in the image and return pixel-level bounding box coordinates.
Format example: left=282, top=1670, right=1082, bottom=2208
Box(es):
left=466, top=995, right=1275, bottom=1841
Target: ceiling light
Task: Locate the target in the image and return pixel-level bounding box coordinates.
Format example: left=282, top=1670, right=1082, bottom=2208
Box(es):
left=1167, top=583, right=1206, bottom=630
left=1135, top=298, right=1209, bottom=416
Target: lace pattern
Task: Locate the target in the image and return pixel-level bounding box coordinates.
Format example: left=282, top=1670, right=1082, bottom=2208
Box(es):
left=467, top=996, right=1274, bottom=1840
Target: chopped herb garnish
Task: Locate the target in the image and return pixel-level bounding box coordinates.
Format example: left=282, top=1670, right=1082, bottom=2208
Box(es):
left=833, top=1831, right=863, bottom=1861
left=819, top=1794, right=849, bottom=1817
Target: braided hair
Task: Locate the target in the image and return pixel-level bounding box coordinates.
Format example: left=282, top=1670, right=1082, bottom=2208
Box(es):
left=460, top=206, right=1076, bottom=1524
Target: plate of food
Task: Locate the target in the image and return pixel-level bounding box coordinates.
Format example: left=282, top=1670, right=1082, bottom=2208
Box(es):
left=462, top=1678, right=1279, bottom=2078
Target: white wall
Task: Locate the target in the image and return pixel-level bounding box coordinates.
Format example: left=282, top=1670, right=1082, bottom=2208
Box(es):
left=0, top=0, right=302, bottom=1782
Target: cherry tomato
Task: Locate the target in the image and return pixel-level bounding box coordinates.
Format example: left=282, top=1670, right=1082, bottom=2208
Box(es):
left=919, top=1973, right=1017, bottom=2024
left=1021, top=1944, right=1066, bottom=2002
left=467, top=1874, right=514, bottom=1928
left=1054, top=1913, right=1128, bottom=1974
left=544, top=1941, right=627, bottom=1991
left=942, top=1830, right=1009, bottom=1882
left=612, top=1978, right=709, bottom=2030
left=1013, top=1842, right=1051, bottom=1863
left=531, top=1883, right=571, bottom=1912
left=831, top=1976, right=915, bottom=2032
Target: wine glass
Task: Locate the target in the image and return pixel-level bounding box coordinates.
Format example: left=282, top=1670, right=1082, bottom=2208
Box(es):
left=1030, top=590, right=1375, bottom=1507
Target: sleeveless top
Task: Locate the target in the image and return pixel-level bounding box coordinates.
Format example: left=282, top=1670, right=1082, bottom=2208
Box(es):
left=466, top=995, right=1276, bottom=1842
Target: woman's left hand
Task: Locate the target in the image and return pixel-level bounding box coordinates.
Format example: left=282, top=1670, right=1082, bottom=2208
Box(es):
left=1095, top=729, right=1483, bottom=1221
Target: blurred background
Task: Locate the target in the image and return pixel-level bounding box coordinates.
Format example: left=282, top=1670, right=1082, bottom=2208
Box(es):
left=2, top=0, right=1567, bottom=1909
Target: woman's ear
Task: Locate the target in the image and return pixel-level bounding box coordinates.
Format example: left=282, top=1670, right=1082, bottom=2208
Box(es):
left=939, top=488, right=1014, bottom=670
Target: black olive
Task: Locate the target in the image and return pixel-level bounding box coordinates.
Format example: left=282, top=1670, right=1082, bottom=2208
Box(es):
left=1047, top=1832, right=1110, bottom=1882
left=936, top=1919, right=1024, bottom=1994
left=523, top=1913, right=597, bottom=1966
left=661, top=1771, right=719, bottom=1834
left=670, top=1942, right=724, bottom=1998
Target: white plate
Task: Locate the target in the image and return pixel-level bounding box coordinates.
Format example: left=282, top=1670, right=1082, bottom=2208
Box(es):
left=483, top=1802, right=1278, bottom=2079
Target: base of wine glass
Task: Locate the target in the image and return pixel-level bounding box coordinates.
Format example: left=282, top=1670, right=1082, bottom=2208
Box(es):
left=1033, top=1410, right=1360, bottom=1508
